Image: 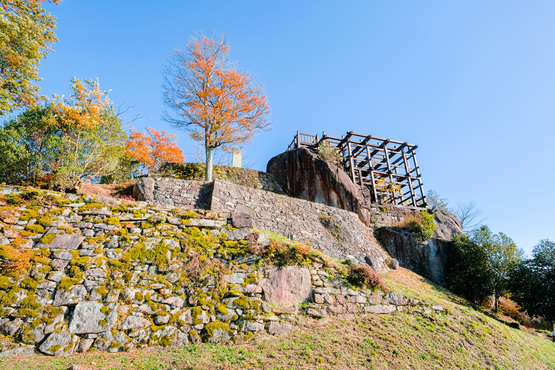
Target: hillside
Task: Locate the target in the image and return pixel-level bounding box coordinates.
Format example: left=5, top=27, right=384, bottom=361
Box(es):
left=2, top=268, right=553, bottom=369
left=0, top=182, right=554, bottom=369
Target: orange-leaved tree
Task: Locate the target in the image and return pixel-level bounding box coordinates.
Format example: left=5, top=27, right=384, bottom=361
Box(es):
left=162, top=32, right=270, bottom=181
left=0, top=0, right=61, bottom=116
left=126, top=127, right=185, bottom=173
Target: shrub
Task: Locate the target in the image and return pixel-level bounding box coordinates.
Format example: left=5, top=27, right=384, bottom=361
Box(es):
left=317, top=141, right=343, bottom=166
left=347, top=264, right=388, bottom=292
left=0, top=244, right=33, bottom=273
left=261, top=239, right=322, bottom=266
left=402, top=211, right=436, bottom=242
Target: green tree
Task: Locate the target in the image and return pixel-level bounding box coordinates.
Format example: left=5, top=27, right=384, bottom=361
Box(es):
left=509, top=239, right=555, bottom=322
left=0, top=105, right=63, bottom=185
left=426, top=189, right=450, bottom=212
left=447, top=226, right=522, bottom=311
left=0, top=79, right=128, bottom=189
left=447, top=234, right=494, bottom=304
left=0, top=0, right=60, bottom=116
left=472, top=226, right=522, bottom=311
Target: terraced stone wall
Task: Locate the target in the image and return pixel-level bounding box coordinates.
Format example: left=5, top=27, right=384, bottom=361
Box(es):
left=0, top=186, right=443, bottom=358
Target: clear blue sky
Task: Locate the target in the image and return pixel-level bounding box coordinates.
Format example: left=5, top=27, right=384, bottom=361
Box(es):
left=38, top=0, right=555, bottom=254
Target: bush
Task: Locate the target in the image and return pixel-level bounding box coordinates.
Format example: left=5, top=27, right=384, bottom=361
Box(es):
left=347, top=265, right=388, bottom=292
left=317, top=141, right=343, bottom=166
left=402, top=211, right=436, bottom=241
left=261, top=239, right=323, bottom=267
left=0, top=244, right=33, bottom=274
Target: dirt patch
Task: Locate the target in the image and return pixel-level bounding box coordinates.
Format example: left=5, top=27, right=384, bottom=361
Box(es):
left=77, top=181, right=135, bottom=200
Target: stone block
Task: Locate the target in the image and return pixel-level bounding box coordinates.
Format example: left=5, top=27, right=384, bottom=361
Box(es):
left=262, top=266, right=312, bottom=307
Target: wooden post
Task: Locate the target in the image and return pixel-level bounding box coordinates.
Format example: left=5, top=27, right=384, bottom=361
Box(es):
left=411, top=151, right=426, bottom=206
left=347, top=141, right=356, bottom=183
left=383, top=145, right=396, bottom=204
left=402, top=151, right=416, bottom=207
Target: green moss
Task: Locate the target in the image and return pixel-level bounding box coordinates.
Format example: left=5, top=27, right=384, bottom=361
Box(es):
left=202, top=320, right=232, bottom=340
left=96, top=286, right=109, bottom=296
left=107, top=259, right=122, bottom=268
left=219, top=240, right=248, bottom=258
left=225, top=290, right=243, bottom=298
left=49, top=344, right=61, bottom=353
left=21, top=277, right=38, bottom=291
left=111, top=204, right=130, bottom=213
left=183, top=211, right=198, bottom=219
left=243, top=273, right=258, bottom=285
left=191, top=306, right=205, bottom=326
left=109, top=341, right=122, bottom=349
left=37, top=216, right=53, bottom=226
left=25, top=224, right=45, bottom=234
left=78, top=202, right=104, bottom=212
left=40, top=233, right=56, bottom=245
left=105, top=217, right=120, bottom=226
left=73, top=256, right=91, bottom=267
left=133, top=210, right=146, bottom=218
left=0, top=287, right=21, bottom=306
left=217, top=303, right=228, bottom=315
left=0, top=276, right=11, bottom=290
left=21, top=293, right=41, bottom=310
left=49, top=207, right=64, bottom=215
left=58, top=277, right=79, bottom=292
left=135, top=292, right=144, bottom=301
left=141, top=222, right=153, bottom=229
left=55, top=198, right=73, bottom=207
left=20, top=208, right=39, bottom=221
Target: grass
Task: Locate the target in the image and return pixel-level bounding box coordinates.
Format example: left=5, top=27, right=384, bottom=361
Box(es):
left=3, top=269, right=554, bottom=369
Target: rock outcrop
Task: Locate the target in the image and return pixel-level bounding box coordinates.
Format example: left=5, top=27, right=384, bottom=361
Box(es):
left=376, top=211, right=463, bottom=285
left=267, top=147, right=362, bottom=212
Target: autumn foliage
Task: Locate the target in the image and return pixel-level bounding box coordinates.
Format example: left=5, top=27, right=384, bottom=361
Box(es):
left=0, top=243, right=33, bottom=273
left=0, top=0, right=61, bottom=115
left=162, top=32, right=270, bottom=181
left=126, top=127, right=185, bottom=172
left=0, top=78, right=128, bottom=189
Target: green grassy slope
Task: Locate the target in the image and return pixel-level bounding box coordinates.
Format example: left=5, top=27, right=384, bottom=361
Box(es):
left=3, top=268, right=554, bottom=370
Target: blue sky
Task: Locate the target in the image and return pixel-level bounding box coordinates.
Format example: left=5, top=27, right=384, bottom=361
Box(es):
left=38, top=1, right=555, bottom=253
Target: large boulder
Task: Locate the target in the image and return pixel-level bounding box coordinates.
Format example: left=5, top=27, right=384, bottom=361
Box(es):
left=376, top=227, right=453, bottom=286
left=133, top=177, right=155, bottom=202
left=39, top=331, right=79, bottom=356
left=68, top=302, right=118, bottom=334
left=267, top=147, right=363, bottom=213
left=433, top=210, right=463, bottom=240
left=261, top=266, right=312, bottom=306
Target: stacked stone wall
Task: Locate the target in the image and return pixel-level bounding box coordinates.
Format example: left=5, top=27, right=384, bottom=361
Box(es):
left=210, top=180, right=392, bottom=272
left=0, top=186, right=446, bottom=358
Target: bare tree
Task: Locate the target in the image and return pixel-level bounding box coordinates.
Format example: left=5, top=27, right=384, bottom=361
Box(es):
left=454, top=201, right=487, bottom=233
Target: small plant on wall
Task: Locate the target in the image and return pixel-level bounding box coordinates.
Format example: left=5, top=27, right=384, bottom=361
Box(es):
left=317, top=141, right=343, bottom=166
left=400, top=211, right=436, bottom=242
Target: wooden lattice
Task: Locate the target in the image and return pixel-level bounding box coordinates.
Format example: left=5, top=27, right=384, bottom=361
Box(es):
left=287, top=131, right=428, bottom=208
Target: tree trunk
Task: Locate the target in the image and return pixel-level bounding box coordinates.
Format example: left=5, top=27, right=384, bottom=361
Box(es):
left=205, top=146, right=214, bottom=182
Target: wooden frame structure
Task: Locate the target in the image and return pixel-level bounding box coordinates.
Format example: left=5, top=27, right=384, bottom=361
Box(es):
left=287, top=131, right=428, bottom=208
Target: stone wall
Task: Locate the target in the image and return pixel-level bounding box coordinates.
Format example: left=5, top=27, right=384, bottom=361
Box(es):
left=133, top=176, right=212, bottom=209
left=0, top=186, right=444, bottom=358
left=157, top=163, right=285, bottom=194
left=133, top=173, right=463, bottom=285
left=210, top=180, right=393, bottom=272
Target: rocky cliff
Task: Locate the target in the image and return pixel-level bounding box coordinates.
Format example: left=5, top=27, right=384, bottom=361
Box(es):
left=266, top=148, right=464, bottom=285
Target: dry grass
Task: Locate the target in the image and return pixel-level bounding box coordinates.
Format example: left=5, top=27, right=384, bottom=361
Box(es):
left=77, top=181, right=135, bottom=200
